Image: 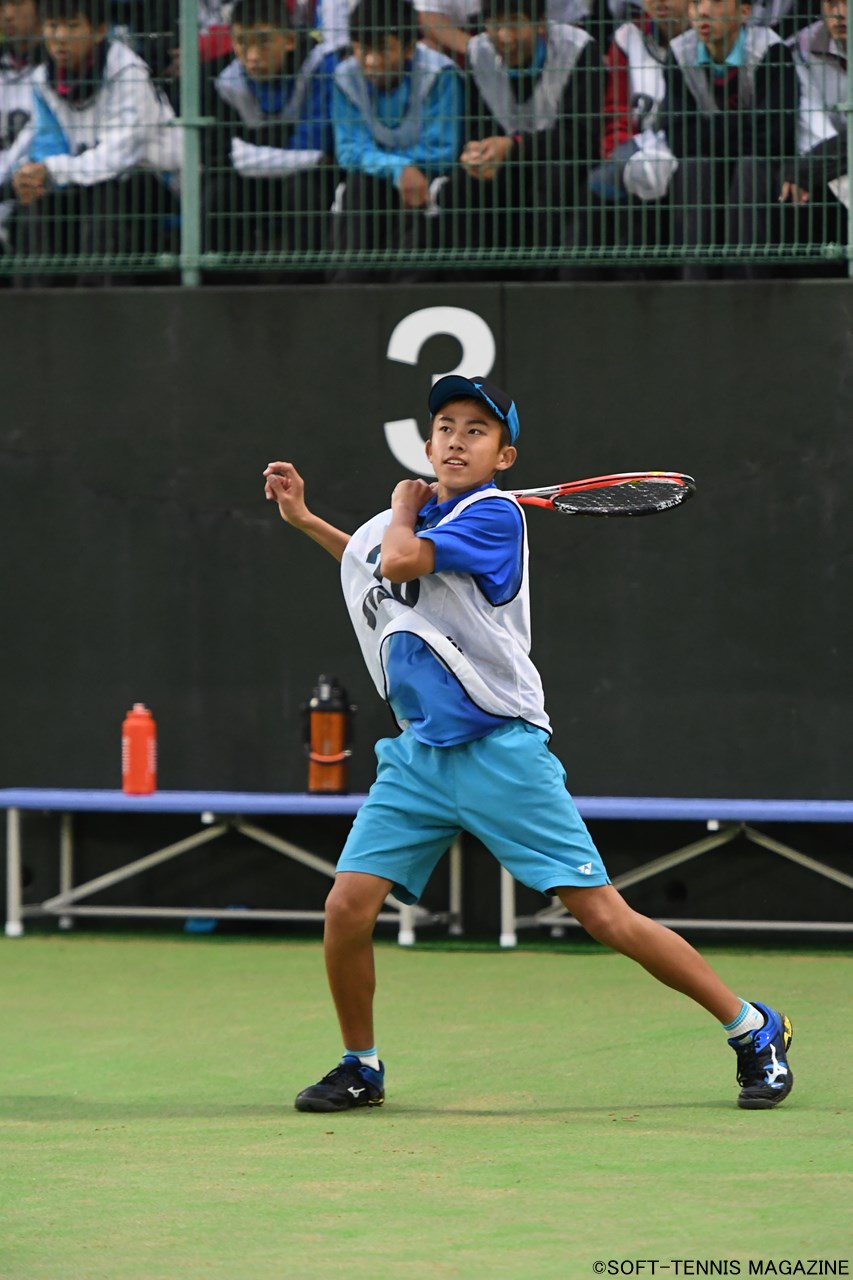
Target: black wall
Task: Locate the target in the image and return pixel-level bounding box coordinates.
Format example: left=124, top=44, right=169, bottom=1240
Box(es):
left=2, top=280, right=852, bottom=801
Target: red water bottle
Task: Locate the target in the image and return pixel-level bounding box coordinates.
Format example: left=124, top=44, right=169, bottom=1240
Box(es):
left=304, top=676, right=354, bottom=794
left=122, top=703, right=157, bottom=794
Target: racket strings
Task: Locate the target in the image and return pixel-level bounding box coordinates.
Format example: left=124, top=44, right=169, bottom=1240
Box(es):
left=551, top=479, right=692, bottom=516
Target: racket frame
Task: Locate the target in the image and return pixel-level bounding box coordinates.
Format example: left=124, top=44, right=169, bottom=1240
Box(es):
left=511, top=471, right=694, bottom=511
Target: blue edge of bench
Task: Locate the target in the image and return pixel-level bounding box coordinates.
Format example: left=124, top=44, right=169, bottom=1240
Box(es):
left=1, top=789, right=852, bottom=823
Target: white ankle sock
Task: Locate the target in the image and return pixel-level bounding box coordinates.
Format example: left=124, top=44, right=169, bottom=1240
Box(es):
left=345, top=1047, right=380, bottom=1071
left=723, top=1000, right=765, bottom=1040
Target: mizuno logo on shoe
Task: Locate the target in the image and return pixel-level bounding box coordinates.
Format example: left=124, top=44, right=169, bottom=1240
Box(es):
left=347, top=1086, right=365, bottom=1097
left=577, top=863, right=592, bottom=875
left=764, top=1044, right=789, bottom=1088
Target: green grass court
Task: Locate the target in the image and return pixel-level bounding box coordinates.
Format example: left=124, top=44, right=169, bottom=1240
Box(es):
left=1, top=934, right=850, bottom=1280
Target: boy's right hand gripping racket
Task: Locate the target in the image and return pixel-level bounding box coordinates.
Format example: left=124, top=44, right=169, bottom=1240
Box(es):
left=511, top=471, right=696, bottom=517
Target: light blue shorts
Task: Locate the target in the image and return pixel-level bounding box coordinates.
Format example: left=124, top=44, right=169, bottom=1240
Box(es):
left=337, top=720, right=610, bottom=904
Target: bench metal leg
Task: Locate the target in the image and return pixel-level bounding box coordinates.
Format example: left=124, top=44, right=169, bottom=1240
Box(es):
left=6, top=809, right=462, bottom=946
left=500, top=866, right=517, bottom=948
left=508, top=821, right=853, bottom=940
left=448, top=836, right=464, bottom=936
left=42, top=823, right=230, bottom=911
left=397, top=904, right=416, bottom=946
left=5, top=807, right=23, bottom=937
left=58, top=814, right=74, bottom=931
left=744, top=826, right=853, bottom=890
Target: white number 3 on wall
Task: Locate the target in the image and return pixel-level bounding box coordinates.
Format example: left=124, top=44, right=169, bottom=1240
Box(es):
left=384, top=306, right=497, bottom=477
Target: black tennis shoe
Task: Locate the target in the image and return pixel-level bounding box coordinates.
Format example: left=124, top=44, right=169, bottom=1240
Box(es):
left=294, top=1056, right=385, bottom=1112
left=729, top=1002, right=794, bottom=1109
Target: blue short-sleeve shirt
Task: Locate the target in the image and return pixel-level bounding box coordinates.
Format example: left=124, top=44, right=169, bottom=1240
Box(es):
left=384, top=484, right=524, bottom=746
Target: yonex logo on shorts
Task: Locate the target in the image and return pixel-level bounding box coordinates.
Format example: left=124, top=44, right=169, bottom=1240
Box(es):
left=577, top=862, right=592, bottom=875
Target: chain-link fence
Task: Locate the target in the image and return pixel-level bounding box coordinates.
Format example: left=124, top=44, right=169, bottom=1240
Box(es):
left=0, top=0, right=849, bottom=283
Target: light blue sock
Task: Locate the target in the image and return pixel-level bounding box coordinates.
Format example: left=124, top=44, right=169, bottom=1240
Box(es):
left=723, top=1000, right=765, bottom=1040
left=345, top=1046, right=381, bottom=1071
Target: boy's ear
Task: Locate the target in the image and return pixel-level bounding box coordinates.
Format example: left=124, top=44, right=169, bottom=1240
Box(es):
left=495, top=445, right=517, bottom=472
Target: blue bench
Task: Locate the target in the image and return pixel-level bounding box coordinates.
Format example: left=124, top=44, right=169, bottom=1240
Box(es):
left=2, top=789, right=851, bottom=944
left=0, top=788, right=460, bottom=945
left=499, top=795, right=853, bottom=946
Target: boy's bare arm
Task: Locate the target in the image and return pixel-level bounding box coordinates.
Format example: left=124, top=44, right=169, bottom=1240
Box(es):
left=380, top=480, right=437, bottom=583
left=264, top=461, right=351, bottom=563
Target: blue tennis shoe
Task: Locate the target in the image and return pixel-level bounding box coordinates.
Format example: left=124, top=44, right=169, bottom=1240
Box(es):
left=295, top=1055, right=385, bottom=1112
left=729, top=1002, right=794, bottom=1109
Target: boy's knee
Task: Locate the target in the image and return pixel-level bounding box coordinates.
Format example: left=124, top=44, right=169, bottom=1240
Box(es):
left=559, top=885, right=632, bottom=945
left=325, top=874, right=387, bottom=935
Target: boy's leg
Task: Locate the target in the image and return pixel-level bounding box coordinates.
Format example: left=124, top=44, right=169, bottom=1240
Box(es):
left=329, top=172, right=393, bottom=282
left=556, top=883, right=794, bottom=1109
left=296, top=731, right=460, bottom=1112
left=462, top=724, right=793, bottom=1107
left=294, top=870, right=391, bottom=1114
left=323, top=870, right=394, bottom=1049
left=12, top=188, right=78, bottom=288
left=202, top=168, right=246, bottom=256
left=670, top=157, right=725, bottom=280
left=555, top=883, right=740, bottom=1022
left=277, top=166, right=337, bottom=282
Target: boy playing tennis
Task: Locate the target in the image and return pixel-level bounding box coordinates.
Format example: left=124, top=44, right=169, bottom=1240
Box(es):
left=263, top=375, right=794, bottom=1113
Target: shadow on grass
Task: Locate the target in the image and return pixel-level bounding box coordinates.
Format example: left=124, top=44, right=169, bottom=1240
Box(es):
left=0, top=1096, right=289, bottom=1121
left=392, top=1101, right=735, bottom=1116
left=0, top=1095, right=740, bottom=1121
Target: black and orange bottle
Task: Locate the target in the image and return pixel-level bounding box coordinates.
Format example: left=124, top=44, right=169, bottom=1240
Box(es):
left=304, top=676, right=354, bottom=794
left=122, top=703, right=157, bottom=794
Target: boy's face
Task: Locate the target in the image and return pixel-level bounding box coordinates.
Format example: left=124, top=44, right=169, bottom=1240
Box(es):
left=231, top=23, right=294, bottom=79
left=484, top=12, right=542, bottom=67
left=352, top=34, right=412, bottom=88
left=425, top=397, right=516, bottom=501
left=643, top=0, right=690, bottom=37
left=689, top=0, right=749, bottom=55
left=43, top=13, right=107, bottom=72
left=822, top=0, right=846, bottom=44
left=2, top=0, right=40, bottom=44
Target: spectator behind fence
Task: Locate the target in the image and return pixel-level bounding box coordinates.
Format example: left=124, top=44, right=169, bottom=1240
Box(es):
left=291, top=0, right=352, bottom=49
left=415, top=0, right=483, bottom=59
left=6, top=0, right=182, bottom=284
left=582, top=0, right=688, bottom=276
left=439, top=0, right=602, bottom=277
left=0, top=0, right=42, bottom=254
left=114, top=0, right=239, bottom=114
left=782, top=0, right=848, bottom=272
left=661, top=0, right=800, bottom=278
left=330, top=0, right=462, bottom=282
left=203, top=0, right=338, bottom=273
left=750, top=0, right=824, bottom=39
left=414, top=0, right=633, bottom=63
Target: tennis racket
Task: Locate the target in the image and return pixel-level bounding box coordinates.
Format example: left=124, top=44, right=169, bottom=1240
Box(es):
left=511, top=471, right=695, bottom=517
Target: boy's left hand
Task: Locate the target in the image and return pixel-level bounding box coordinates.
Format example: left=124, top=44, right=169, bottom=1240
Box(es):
left=779, top=181, right=809, bottom=205
left=398, top=165, right=430, bottom=209
left=13, top=162, right=49, bottom=205
left=390, top=479, right=436, bottom=517
left=461, top=136, right=513, bottom=182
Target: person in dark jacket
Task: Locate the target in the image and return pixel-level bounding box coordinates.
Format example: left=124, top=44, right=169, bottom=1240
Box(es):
left=662, top=0, right=801, bottom=277
left=202, top=0, right=339, bottom=270
left=330, top=0, right=462, bottom=282
left=780, top=0, right=848, bottom=273
left=439, top=0, right=603, bottom=276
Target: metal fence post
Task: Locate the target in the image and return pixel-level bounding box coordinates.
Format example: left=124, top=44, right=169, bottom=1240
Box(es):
left=179, top=0, right=202, bottom=287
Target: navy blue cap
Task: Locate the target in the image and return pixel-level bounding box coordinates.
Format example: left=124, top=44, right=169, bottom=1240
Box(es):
left=428, top=375, right=520, bottom=444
